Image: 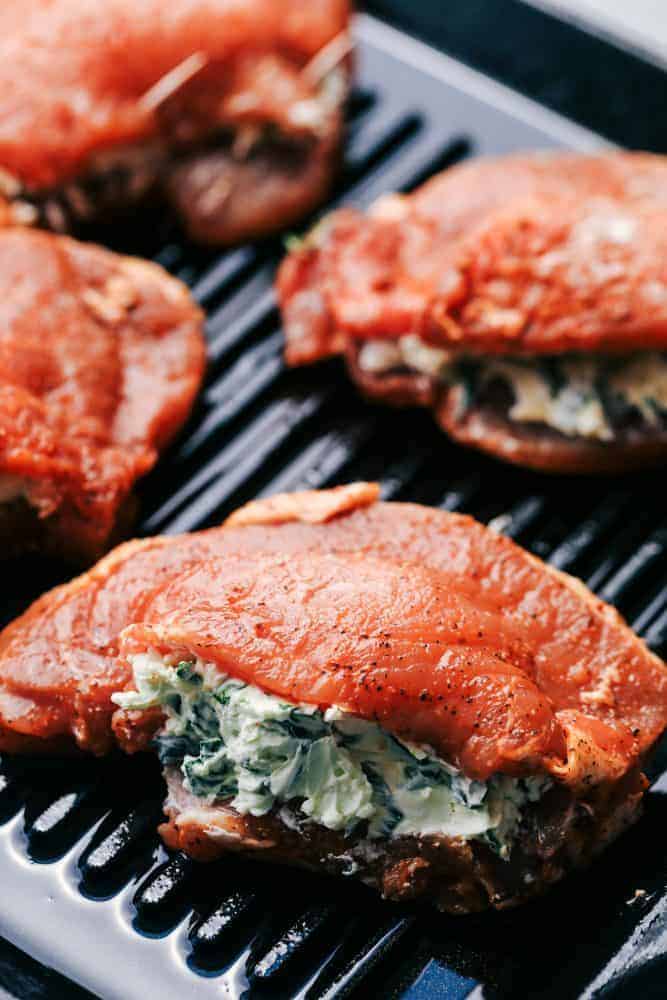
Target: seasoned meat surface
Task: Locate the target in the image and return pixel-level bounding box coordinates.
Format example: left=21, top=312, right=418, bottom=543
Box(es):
left=279, top=153, right=667, bottom=360
left=1, top=484, right=664, bottom=774
left=116, top=547, right=642, bottom=787
left=0, top=227, right=205, bottom=563
left=0, top=0, right=350, bottom=244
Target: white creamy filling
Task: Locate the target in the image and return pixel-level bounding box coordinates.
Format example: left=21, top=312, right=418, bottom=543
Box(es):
left=491, top=359, right=613, bottom=441
left=357, top=336, right=667, bottom=441
left=611, top=354, right=667, bottom=421
left=112, top=651, right=550, bottom=858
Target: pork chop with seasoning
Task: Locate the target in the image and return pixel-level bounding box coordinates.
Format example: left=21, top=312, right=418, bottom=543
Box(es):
left=0, top=0, right=351, bottom=245
left=0, top=227, right=205, bottom=563
left=1, top=484, right=665, bottom=912
left=278, top=152, right=667, bottom=473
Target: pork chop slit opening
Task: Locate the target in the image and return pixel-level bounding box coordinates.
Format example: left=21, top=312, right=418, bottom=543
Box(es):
left=356, top=339, right=667, bottom=444
left=112, top=650, right=556, bottom=855
left=111, top=649, right=648, bottom=910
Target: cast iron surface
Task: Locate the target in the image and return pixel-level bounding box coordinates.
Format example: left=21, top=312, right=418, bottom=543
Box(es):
left=1, top=12, right=666, bottom=1000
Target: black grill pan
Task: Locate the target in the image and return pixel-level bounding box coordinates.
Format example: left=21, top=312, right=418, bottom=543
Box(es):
left=1, top=13, right=666, bottom=1000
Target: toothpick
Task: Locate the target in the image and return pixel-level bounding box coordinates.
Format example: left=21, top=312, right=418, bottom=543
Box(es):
left=302, top=31, right=353, bottom=89
left=139, top=51, right=208, bottom=113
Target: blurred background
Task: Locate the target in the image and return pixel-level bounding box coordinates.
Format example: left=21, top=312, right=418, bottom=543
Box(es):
left=527, top=0, right=667, bottom=64
left=367, top=0, right=667, bottom=151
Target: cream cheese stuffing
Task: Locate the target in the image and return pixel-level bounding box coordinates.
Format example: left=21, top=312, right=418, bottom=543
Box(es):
left=357, top=337, right=667, bottom=441
left=113, top=651, right=551, bottom=859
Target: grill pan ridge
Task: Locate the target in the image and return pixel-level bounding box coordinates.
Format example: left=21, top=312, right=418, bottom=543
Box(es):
left=1, top=14, right=666, bottom=1000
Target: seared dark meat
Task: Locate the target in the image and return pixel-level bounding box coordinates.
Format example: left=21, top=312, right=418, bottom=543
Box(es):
left=159, top=765, right=645, bottom=913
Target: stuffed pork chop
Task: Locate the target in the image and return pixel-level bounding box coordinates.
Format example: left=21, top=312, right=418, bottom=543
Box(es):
left=0, top=0, right=351, bottom=246
left=1, top=484, right=666, bottom=912
left=0, top=227, right=205, bottom=563
left=278, top=152, right=667, bottom=473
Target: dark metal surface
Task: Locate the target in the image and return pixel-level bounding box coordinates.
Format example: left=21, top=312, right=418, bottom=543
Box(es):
left=0, top=13, right=666, bottom=1000
left=367, top=0, right=667, bottom=150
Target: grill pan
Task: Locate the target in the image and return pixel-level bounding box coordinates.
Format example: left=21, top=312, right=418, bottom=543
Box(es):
left=1, top=13, right=667, bottom=1000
